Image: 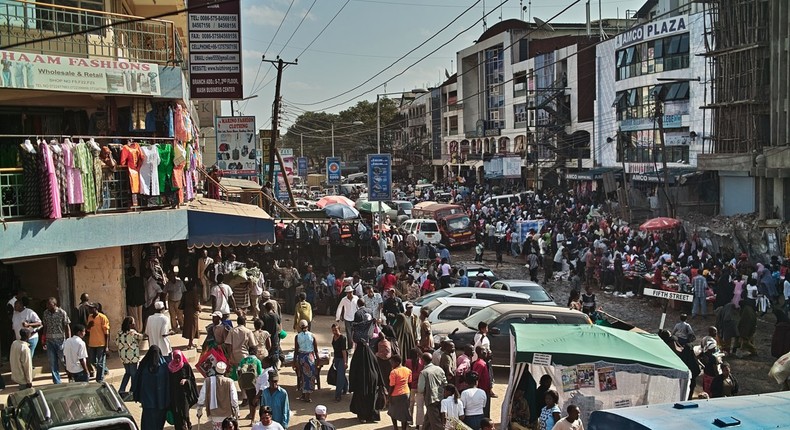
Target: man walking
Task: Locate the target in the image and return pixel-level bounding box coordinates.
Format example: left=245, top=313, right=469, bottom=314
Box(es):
left=197, top=362, right=239, bottom=428
left=145, top=301, right=173, bottom=356
left=692, top=270, right=708, bottom=318
left=335, top=286, right=358, bottom=350
left=63, top=324, right=90, bottom=382
left=86, top=303, right=110, bottom=382
left=260, top=372, right=290, bottom=429
left=418, top=352, right=447, bottom=430
left=41, top=297, right=70, bottom=384
left=164, top=268, right=186, bottom=332
left=304, top=405, right=336, bottom=430
left=10, top=328, right=33, bottom=390
left=125, top=267, right=145, bottom=332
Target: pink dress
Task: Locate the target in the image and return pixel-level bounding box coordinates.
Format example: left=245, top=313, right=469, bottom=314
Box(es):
left=40, top=142, right=62, bottom=219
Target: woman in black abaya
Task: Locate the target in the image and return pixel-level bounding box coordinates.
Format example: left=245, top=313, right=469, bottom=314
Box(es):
left=349, top=302, right=386, bottom=423
left=168, top=349, right=198, bottom=430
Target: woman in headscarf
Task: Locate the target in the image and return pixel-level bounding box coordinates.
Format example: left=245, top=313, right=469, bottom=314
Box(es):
left=294, top=319, right=318, bottom=402
left=349, top=332, right=386, bottom=423
left=714, top=266, right=734, bottom=310
left=392, top=303, right=418, bottom=354
left=133, top=345, right=170, bottom=430
left=375, top=324, right=400, bottom=385
left=182, top=278, right=201, bottom=350
left=168, top=349, right=198, bottom=430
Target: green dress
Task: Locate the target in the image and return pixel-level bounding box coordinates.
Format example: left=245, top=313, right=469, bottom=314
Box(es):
left=74, top=142, right=97, bottom=212
left=157, top=144, right=175, bottom=193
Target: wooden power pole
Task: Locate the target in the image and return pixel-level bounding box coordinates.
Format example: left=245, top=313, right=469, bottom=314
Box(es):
left=264, top=57, right=297, bottom=185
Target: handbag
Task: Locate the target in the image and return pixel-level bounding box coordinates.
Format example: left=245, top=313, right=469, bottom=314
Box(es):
left=327, top=362, right=338, bottom=386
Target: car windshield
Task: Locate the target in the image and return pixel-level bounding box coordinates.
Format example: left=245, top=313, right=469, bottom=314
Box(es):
left=422, top=299, right=442, bottom=315
left=446, top=216, right=471, bottom=231
left=414, top=289, right=452, bottom=306
left=41, top=384, right=127, bottom=425
left=514, top=285, right=552, bottom=302
left=421, top=222, right=439, bottom=232
left=398, top=202, right=413, bottom=210
left=462, top=306, right=502, bottom=329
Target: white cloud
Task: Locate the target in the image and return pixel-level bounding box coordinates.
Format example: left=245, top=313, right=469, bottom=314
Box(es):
left=243, top=5, right=285, bottom=27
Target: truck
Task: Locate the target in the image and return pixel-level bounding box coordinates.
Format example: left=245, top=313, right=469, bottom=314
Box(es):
left=411, top=203, right=475, bottom=248
left=306, top=173, right=325, bottom=188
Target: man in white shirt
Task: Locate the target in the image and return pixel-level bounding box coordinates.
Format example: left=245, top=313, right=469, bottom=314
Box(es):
left=335, top=286, right=358, bottom=351
left=145, top=302, right=173, bottom=355
left=384, top=246, right=397, bottom=270
left=361, top=285, right=383, bottom=321
left=63, top=324, right=90, bottom=382
left=197, top=250, right=214, bottom=303
left=211, top=274, right=236, bottom=315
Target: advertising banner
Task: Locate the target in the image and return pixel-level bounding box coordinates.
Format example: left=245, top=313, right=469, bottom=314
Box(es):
left=326, top=157, right=341, bottom=185
left=367, top=154, right=392, bottom=202
left=0, top=50, right=161, bottom=95
left=518, top=219, right=546, bottom=244
left=215, top=116, right=256, bottom=175
left=188, top=0, right=242, bottom=99
left=297, top=157, right=308, bottom=178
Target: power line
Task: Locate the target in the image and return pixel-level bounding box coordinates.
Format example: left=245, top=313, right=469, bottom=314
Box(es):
left=278, top=0, right=318, bottom=57
left=295, top=0, right=352, bottom=61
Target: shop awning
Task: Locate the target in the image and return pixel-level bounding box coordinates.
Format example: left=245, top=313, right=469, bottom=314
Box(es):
left=187, top=198, right=275, bottom=248
left=566, top=167, right=622, bottom=181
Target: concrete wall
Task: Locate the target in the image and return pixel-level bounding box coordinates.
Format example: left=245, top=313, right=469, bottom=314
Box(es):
left=72, top=247, right=125, bottom=350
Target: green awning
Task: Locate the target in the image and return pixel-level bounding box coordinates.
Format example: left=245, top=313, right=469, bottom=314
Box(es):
left=511, top=324, right=689, bottom=371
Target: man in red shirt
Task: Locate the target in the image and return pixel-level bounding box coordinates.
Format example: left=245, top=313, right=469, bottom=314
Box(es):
left=472, top=345, right=492, bottom=417
left=379, top=268, right=398, bottom=292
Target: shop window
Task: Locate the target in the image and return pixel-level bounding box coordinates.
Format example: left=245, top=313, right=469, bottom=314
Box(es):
left=616, top=33, right=690, bottom=81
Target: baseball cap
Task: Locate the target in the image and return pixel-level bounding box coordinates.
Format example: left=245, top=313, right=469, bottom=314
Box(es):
left=154, top=301, right=165, bottom=310
left=211, top=311, right=223, bottom=318
left=405, top=302, right=414, bottom=308
left=315, top=405, right=327, bottom=415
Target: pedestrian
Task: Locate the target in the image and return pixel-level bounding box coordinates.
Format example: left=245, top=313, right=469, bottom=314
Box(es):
left=237, top=346, right=263, bottom=424
left=349, top=339, right=385, bottom=424
left=182, top=278, right=201, bottom=350
left=699, top=338, right=720, bottom=396
left=481, top=418, right=495, bottom=430
left=41, top=297, right=71, bottom=384
left=393, top=302, right=418, bottom=353
left=261, top=302, right=282, bottom=370
left=440, top=384, right=464, bottom=426
left=303, top=264, right=319, bottom=308
left=474, top=241, right=484, bottom=263
left=116, top=316, right=144, bottom=399
left=164, top=268, right=186, bottom=332
left=388, top=354, right=412, bottom=430
left=260, top=372, right=290, bottom=428
left=419, top=309, right=433, bottom=352
left=168, top=349, right=198, bottom=430
left=253, top=406, right=284, bottom=430
left=406, top=347, right=425, bottom=429
left=710, top=362, right=739, bottom=398
left=692, top=270, right=708, bottom=318
left=672, top=313, right=695, bottom=346
left=253, top=319, right=272, bottom=363
left=580, top=285, right=596, bottom=315
left=273, top=260, right=300, bottom=314
left=471, top=346, right=492, bottom=417
left=145, top=301, right=173, bottom=356
left=261, top=290, right=281, bottom=318
left=10, top=328, right=33, bottom=390
left=12, top=297, right=41, bottom=354
left=418, top=352, right=446, bottom=430
left=222, top=417, right=240, bottom=430
left=736, top=300, right=758, bottom=356
left=125, top=267, right=145, bottom=335
left=331, top=323, right=348, bottom=402
left=295, top=319, right=318, bottom=402
left=63, top=324, right=90, bottom=382
left=304, top=404, right=336, bottom=430
left=362, top=285, right=384, bottom=322
left=294, top=293, right=313, bottom=331
left=248, top=262, right=265, bottom=319
left=461, top=371, right=487, bottom=430
left=538, top=390, right=561, bottom=430
left=335, top=286, right=358, bottom=350
left=225, top=314, right=256, bottom=381
left=211, top=274, right=236, bottom=315
left=197, top=250, right=214, bottom=303
left=550, top=404, right=584, bottom=430
left=134, top=345, right=170, bottom=430
left=85, top=302, right=110, bottom=382
left=197, top=361, right=239, bottom=429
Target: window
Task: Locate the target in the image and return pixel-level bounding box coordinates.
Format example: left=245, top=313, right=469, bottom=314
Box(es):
left=493, top=316, right=525, bottom=332
left=616, top=83, right=689, bottom=120
left=616, top=33, right=690, bottom=80
left=438, top=306, right=473, bottom=321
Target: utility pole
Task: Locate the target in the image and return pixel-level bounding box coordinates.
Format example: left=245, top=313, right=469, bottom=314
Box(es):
left=264, top=56, right=297, bottom=185
left=655, top=98, right=674, bottom=218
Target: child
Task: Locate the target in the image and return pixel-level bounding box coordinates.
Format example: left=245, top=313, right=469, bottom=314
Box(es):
left=672, top=313, right=695, bottom=346
left=440, top=384, right=464, bottom=425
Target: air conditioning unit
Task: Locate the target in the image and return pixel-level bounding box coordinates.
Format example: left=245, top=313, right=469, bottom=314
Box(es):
left=514, top=83, right=525, bottom=91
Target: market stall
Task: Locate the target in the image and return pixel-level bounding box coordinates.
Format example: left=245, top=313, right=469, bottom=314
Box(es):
left=501, top=324, right=691, bottom=429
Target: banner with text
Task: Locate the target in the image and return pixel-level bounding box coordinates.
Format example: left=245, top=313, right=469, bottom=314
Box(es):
left=0, top=50, right=161, bottom=96
left=297, top=157, right=308, bottom=178
left=215, top=116, right=256, bottom=175
left=326, top=157, right=341, bottom=185
left=188, top=0, right=242, bottom=99
left=367, top=154, right=392, bottom=202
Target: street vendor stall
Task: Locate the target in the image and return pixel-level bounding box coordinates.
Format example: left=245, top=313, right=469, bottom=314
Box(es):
left=501, top=324, right=691, bottom=429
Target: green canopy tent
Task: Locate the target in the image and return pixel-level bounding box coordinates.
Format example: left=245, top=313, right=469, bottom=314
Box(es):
left=355, top=199, right=392, bottom=213
left=501, top=324, right=691, bottom=430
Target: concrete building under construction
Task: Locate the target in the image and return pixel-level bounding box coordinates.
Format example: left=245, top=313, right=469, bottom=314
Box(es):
left=698, top=0, right=790, bottom=219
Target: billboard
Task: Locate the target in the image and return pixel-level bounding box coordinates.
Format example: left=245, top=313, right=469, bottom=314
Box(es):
left=188, top=0, right=242, bottom=99
left=326, top=157, right=341, bottom=185
left=367, top=154, right=392, bottom=201
left=215, top=116, right=256, bottom=175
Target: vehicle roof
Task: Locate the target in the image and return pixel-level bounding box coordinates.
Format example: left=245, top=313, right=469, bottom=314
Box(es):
left=404, top=218, right=438, bottom=223
left=434, top=297, right=497, bottom=306
left=495, top=279, right=544, bottom=287
left=7, top=382, right=134, bottom=427
left=414, top=203, right=463, bottom=210
left=486, top=303, right=584, bottom=315
left=436, top=287, right=531, bottom=298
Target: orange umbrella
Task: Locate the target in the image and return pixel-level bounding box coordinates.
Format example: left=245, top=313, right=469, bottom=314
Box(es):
left=316, top=195, right=355, bottom=208
left=639, top=217, right=681, bottom=231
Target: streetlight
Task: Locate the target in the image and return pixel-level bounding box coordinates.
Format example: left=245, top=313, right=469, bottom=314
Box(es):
left=230, top=94, right=258, bottom=117
left=331, top=120, right=364, bottom=157
left=376, top=89, right=429, bottom=154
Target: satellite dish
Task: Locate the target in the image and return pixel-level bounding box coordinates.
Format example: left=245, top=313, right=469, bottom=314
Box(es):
left=534, top=17, right=555, bottom=32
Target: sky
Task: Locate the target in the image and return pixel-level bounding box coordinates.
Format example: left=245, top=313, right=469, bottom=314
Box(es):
left=229, top=0, right=648, bottom=131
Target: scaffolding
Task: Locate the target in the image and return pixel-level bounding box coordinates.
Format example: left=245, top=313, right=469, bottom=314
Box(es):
left=702, top=0, right=771, bottom=154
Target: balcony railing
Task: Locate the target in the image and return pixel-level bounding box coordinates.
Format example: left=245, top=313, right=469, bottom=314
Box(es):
left=0, top=0, right=184, bottom=65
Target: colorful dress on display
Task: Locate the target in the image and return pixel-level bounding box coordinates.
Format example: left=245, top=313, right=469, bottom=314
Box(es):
left=156, top=143, right=175, bottom=194
left=90, top=143, right=103, bottom=209
left=120, top=142, right=144, bottom=194
left=172, top=142, right=186, bottom=204
left=61, top=141, right=84, bottom=205
left=18, top=141, right=40, bottom=216
left=50, top=143, right=69, bottom=215
left=74, top=141, right=98, bottom=213
left=38, top=140, right=61, bottom=219
left=139, top=145, right=161, bottom=196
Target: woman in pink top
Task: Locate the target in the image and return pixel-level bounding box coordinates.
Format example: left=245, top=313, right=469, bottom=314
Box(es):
left=406, top=347, right=425, bottom=429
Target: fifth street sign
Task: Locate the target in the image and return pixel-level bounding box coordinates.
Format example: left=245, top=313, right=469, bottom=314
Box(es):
left=643, top=288, right=693, bottom=303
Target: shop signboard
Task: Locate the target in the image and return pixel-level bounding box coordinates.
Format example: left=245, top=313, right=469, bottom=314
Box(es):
left=215, top=116, right=256, bottom=175
left=280, top=148, right=294, bottom=185
left=188, top=0, right=243, bottom=99
left=326, top=157, right=341, bottom=185
left=367, top=154, right=392, bottom=202
left=518, top=219, right=546, bottom=243
left=0, top=50, right=161, bottom=96
left=297, top=157, right=308, bottom=178
left=620, top=114, right=683, bottom=132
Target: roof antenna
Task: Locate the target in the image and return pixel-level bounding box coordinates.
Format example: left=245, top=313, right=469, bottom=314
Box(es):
left=520, top=0, right=524, bottom=20
left=482, top=0, right=487, bottom=31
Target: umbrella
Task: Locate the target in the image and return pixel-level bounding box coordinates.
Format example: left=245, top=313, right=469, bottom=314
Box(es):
left=323, top=203, right=359, bottom=220
left=355, top=199, right=392, bottom=213
left=639, top=217, right=681, bottom=232
left=316, top=195, right=355, bottom=208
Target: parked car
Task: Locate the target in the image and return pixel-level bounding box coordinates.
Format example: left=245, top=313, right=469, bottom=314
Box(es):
left=421, top=297, right=496, bottom=324
left=491, top=279, right=556, bottom=305
left=432, top=303, right=591, bottom=365
left=401, top=219, right=442, bottom=245
left=2, top=382, right=139, bottom=430
left=412, top=287, right=533, bottom=315
left=456, top=262, right=498, bottom=282
left=385, top=200, right=414, bottom=222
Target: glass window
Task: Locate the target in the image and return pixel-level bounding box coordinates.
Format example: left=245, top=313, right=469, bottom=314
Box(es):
left=654, top=39, right=664, bottom=58
left=679, top=34, right=690, bottom=53
left=438, top=306, right=473, bottom=321
left=667, top=36, right=682, bottom=55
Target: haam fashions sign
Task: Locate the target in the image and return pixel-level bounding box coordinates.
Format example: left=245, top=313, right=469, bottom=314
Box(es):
left=0, top=50, right=161, bottom=95
left=188, top=0, right=242, bottom=99
left=215, top=116, right=256, bottom=175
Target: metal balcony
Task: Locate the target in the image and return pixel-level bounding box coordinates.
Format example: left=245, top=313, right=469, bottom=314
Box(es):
left=0, top=0, right=184, bottom=65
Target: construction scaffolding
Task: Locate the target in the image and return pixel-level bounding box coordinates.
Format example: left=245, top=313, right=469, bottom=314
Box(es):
left=702, top=0, right=771, bottom=154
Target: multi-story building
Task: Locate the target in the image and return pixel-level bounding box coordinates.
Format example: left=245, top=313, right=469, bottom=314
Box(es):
left=595, top=0, right=714, bottom=217
left=392, top=91, right=432, bottom=181
left=436, top=18, right=627, bottom=188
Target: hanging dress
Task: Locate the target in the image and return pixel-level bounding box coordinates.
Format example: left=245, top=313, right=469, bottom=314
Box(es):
left=139, top=145, right=161, bottom=196
left=156, top=143, right=175, bottom=194
left=90, top=143, right=103, bottom=209
left=74, top=141, right=98, bottom=213
left=120, top=142, right=144, bottom=194
left=184, top=145, right=196, bottom=201
left=61, top=142, right=84, bottom=205
left=50, top=143, right=69, bottom=215
left=18, top=141, right=41, bottom=217
left=172, top=142, right=186, bottom=204
left=38, top=141, right=61, bottom=219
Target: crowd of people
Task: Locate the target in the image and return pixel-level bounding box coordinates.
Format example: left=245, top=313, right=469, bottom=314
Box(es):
left=3, top=182, right=790, bottom=430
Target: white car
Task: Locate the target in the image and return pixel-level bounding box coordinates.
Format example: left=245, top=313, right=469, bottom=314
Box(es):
left=411, top=287, right=533, bottom=315
left=421, top=297, right=497, bottom=324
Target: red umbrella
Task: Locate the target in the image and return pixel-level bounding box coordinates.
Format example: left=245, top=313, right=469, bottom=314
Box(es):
left=316, top=195, right=355, bottom=208
left=639, top=217, right=681, bottom=232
